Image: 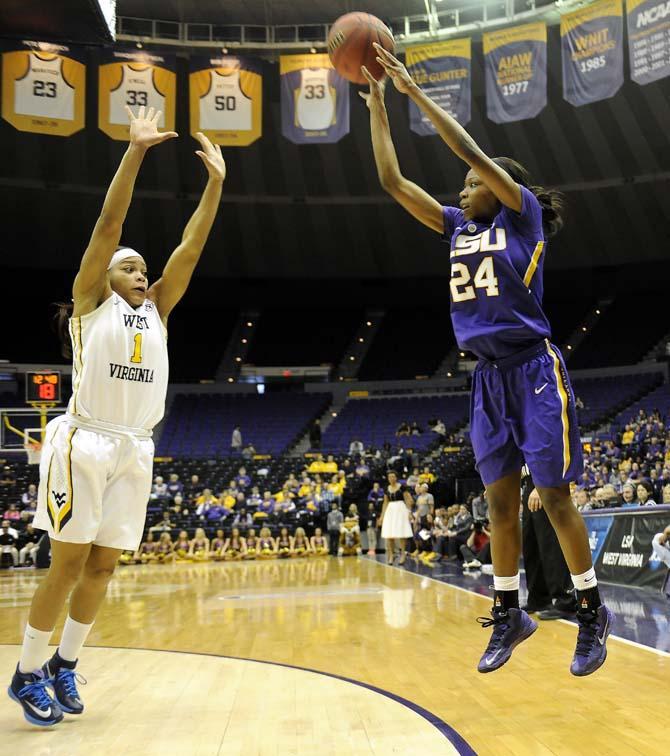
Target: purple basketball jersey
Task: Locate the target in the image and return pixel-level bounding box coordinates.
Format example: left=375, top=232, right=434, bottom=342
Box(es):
left=443, top=186, right=551, bottom=361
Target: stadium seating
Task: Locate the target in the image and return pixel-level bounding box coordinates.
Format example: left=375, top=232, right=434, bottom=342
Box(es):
left=572, top=372, right=663, bottom=430
left=320, top=393, right=470, bottom=452
left=156, top=392, right=331, bottom=457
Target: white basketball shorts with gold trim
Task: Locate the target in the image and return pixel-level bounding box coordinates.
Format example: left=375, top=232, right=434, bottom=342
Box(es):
left=34, top=415, right=154, bottom=550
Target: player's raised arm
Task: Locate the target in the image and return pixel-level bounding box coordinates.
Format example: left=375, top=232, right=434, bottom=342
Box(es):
left=373, top=43, right=522, bottom=214
left=360, top=66, right=443, bottom=234
left=73, top=106, right=178, bottom=306
left=149, top=133, right=225, bottom=321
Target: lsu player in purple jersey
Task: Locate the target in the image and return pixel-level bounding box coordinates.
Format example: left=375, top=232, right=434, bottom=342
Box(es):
left=361, top=46, right=613, bottom=677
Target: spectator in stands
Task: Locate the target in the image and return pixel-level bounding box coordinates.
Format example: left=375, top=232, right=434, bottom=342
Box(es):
left=349, top=439, right=364, bottom=456
left=445, top=505, right=473, bottom=561
left=410, top=421, right=422, bottom=436
left=652, top=526, right=670, bottom=568
left=18, top=524, right=41, bottom=567
left=663, top=484, right=670, bottom=504
left=231, top=426, right=243, bottom=454
left=150, top=511, right=176, bottom=533
left=574, top=489, right=592, bottom=512
left=20, top=497, right=37, bottom=522
left=406, top=468, right=420, bottom=488
left=327, top=503, right=344, bottom=556
left=195, top=489, right=219, bottom=516
left=472, top=490, right=488, bottom=521
left=396, top=421, right=410, bottom=437
left=233, top=508, right=253, bottom=529
left=242, top=443, right=256, bottom=460
left=21, top=483, right=37, bottom=508
left=169, top=493, right=185, bottom=515
left=649, top=469, right=664, bottom=502
left=419, top=466, right=436, bottom=485
left=247, top=486, right=262, bottom=509
left=184, top=474, right=202, bottom=503
left=166, top=474, right=183, bottom=499
left=254, top=492, right=275, bottom=520
left=461, top=521, right=491, bottom=570
left=0, top=520, right=19, bottom=567
left=431, top=418, right=446, bottom=437
left=621, top=425, right=634, bottom=446
left=621, top=483, right=637, bottom=508
left=636, top=481, right=657, bottom=506
left=151, top=476, right=168, bottom=500
left=309, top=419, right=322, bottom=451
left=0, top=466, right=15, bottom=489
left=431, top=507, right=452, bottom=560
left=236, top=467, right=251, bottom=489
left=4, top=503, right=21, bottom=522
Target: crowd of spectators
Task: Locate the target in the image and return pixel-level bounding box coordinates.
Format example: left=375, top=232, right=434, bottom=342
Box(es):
left=572, top=407, right=670, bottom=511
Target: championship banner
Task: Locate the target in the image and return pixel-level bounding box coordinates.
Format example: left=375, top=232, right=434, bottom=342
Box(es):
left=561, top=0, right=624, bottom=106
left=189, top=56, right=262, bottom=146
left=98, top=48, right=176, bottom=141
left=1, top=40, right=86, bottom=137
left=585, top=510, right=669, bottom=589
left=626, top=0, right=670, bottom=85
left=406, top=39, right=471, bottom=133
left=483, top=23, right=547, bottom=123
left=280, top=53, right=349, bottom=144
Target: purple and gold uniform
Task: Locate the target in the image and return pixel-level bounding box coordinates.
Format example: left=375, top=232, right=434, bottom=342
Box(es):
left=443, top=185, right=582, bottom=488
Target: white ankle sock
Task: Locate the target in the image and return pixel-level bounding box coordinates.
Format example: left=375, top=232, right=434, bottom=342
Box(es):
left=571, top=567, right=597, bottom=591
left=58, top=616, right=94, bottom=663
left=493, top=573, right=520, bottom=591
left=18, top=624, right=53, bottom=674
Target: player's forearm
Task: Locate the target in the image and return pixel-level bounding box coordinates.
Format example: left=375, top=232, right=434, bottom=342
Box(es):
left=98, top=144, right=147, bottom=229
left=406, top=83, right=482, bottom=165
left=368, top=102, right=404, bottom=191
left=180, top=177, right=223, bottom=254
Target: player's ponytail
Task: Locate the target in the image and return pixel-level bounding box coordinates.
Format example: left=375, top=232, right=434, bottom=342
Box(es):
left=53, top=302, right=74, bottom=359
left=492, top=157, right=565, bottom=237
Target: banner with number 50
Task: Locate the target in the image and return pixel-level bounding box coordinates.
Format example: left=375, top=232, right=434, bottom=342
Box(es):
left=483, top=23, right=547, bottom=124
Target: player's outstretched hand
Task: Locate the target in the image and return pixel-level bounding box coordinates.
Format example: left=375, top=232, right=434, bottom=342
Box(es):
left=372, top=42, right=415, bottom=95
left=359, top=65, right=386, bottom=110
left=194, top=132, right=226, bottom=183
left=126, top=105, right=178, bottom=148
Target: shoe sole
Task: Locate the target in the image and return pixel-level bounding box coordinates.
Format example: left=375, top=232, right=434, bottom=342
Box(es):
left=478, top=621, right=538, bottom=674
left=7, top=686, right=63, bottom=727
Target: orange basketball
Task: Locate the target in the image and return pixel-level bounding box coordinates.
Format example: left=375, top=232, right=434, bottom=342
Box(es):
left=327, top=12, right=395, bottom=85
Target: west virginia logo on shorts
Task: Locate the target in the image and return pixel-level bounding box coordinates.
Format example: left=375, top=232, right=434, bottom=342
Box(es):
left=46, top=427, right=77, bottom=534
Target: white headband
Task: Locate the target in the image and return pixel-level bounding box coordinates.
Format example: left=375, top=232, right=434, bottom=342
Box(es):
left=107, top=248, right=146, bottom=270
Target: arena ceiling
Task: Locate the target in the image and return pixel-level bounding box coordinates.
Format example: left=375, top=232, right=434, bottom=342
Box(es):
left=116, top=1, right=421, bottom=26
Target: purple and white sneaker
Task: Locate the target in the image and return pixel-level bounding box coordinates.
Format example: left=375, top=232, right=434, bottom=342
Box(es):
left=570, top=604, right=615, bottom=677
left=477, top=608, right=538, bottom=673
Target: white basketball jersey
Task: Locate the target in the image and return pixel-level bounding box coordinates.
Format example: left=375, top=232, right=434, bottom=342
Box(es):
left=296, top=68, right=334, bottom=130
left=199, top=70, right=252, bottom=130
left=109, top=65, right=165, bottom=126
left=14, top=53, right=74, bottom=120
left=68, top=295, right=169, bottom=431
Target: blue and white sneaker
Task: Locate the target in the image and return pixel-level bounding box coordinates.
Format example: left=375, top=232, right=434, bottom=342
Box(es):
left=477, top=608, right=538, bottom=673
left=570, top=604, right=615, bottom=677
left=43, top=652, right=86, bottom=714
left=8, top=666, right=63, bottom=726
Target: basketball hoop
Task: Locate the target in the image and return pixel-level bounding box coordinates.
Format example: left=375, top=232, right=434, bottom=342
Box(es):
left=24, top=439, right=42, bottom=465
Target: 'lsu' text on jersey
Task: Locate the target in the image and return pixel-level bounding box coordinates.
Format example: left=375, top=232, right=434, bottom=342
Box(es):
left=442, top=185, right=551, bottom=361
left=68, top=294, right=169, bottom=430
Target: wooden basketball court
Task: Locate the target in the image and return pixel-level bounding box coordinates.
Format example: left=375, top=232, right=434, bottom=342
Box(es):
left=0, top=557, right=666, bottom=754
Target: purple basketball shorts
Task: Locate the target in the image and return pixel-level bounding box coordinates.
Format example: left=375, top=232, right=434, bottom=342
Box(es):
left=470, top=340, right=583, bottom=489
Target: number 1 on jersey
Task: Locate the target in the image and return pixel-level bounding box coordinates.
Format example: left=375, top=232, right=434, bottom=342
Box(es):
left=130, top=333, right=143, bottom=364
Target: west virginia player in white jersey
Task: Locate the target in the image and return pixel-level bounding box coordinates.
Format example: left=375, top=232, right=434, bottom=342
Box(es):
left=8, top=105, right=226, bottom=727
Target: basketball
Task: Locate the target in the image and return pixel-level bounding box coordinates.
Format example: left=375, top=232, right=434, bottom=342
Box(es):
left=327, top=12, right=395, bottom=85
